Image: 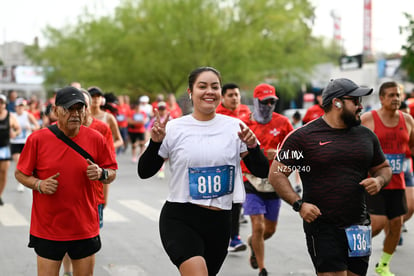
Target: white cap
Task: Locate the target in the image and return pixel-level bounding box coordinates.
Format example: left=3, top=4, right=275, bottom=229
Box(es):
left=140, top=95, right=150, bottom=103
left=0, top=94, right=6, bottom=102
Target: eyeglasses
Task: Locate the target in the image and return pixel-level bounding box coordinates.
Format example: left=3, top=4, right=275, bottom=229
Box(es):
left=341, top=96, right=362, bottom=106
left=259, top=99, right=277, bottom=105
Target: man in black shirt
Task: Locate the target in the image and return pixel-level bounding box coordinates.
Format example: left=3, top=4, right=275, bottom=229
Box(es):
left=268, top=78, right=392, bottom=276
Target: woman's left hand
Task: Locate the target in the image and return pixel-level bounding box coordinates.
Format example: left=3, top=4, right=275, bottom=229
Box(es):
left=238, top=123, right=257, bottom=148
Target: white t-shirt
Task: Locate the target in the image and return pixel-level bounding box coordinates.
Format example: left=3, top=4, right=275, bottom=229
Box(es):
left=159, top=114, right=247, bottom=210
left=10, top=111, right=32, bottom=144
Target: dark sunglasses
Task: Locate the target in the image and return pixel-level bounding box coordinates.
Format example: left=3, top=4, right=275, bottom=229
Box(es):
left=341, top=96, right=362, bottom=106
left=259, top=99, right=277, bottom=105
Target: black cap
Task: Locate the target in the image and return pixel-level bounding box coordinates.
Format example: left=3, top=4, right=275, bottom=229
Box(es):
left=55, top=86, right=86, bottom=109
left=322, top=78, right=373, bottom=107
left=87, top=86, right=104, bottom=97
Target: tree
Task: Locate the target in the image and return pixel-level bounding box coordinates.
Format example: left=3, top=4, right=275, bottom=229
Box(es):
left=401, top=12, right=414, bottom=82
left=25, top=0, right=339, bottom=100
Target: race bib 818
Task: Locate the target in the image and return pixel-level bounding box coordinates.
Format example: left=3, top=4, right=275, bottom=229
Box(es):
left=188, top=165, right=235, bottom=199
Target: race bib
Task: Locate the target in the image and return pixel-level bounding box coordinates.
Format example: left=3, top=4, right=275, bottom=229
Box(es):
left=385, top=154, right=405, bottom=174
left=133, top=113, right=144, bottom=122
left=116, top=114, right=126, bottom=122
left=188, top=165, right=235, bottom=199
left=345, top=225, right=371, bottom=257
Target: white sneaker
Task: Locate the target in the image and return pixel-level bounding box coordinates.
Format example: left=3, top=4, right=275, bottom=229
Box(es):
left=17, top=183, right=25, bottom=192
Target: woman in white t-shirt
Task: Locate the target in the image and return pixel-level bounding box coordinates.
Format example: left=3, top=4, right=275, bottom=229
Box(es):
left=138, top=67, right=269, bottom=276
left=10, top=98, right=40, bottom=192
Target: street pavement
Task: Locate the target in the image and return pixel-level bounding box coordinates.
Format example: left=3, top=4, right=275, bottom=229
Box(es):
left=0, top=148, right=413, bottom=275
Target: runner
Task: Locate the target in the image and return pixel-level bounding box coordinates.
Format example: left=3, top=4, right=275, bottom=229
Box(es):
left=269, top=78, right=392, bottom=276
left=137, top=66, right=269, bottom=276
left=242, top=83, right=293, bottom=276
left=361, top=81, right=414, bottom=276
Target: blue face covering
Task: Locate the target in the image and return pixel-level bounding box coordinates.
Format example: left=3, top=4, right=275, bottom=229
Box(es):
left=253, top=98, right=275, bottom=124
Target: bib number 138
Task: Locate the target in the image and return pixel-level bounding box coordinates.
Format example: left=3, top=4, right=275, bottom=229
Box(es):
left=188, top=165, right=235, bottom=199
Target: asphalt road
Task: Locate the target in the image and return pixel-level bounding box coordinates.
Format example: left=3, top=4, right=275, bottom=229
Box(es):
left=0, top=149, right=413, bottom=275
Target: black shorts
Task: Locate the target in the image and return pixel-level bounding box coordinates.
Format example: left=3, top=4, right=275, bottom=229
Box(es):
left=28, top=235, right=101, bottom=261
left=159, top=201, right=231, bottom=275
left=367, top=189, right=407, bottom=219
left=10, top=143, right=25, bottom=155
left=304, top=221, right=369, bottom=275
left=128, top=132, right=145, bottom=144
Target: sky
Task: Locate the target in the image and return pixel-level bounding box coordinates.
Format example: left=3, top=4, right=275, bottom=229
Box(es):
left=0, top=0, right=413, bottom=55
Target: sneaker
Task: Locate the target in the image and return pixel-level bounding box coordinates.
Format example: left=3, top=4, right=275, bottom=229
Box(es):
left=131, top=157, right=137, bottom=163
left=402, top=223, right=408, bottom=233
left=248, top=235, right=258, bottom=269
left=259, top=268, right=268, bottom=276
left=375, top=262, right=395, bottom=276
left=17, top=183, right=25, bottom=192
left=228, top=236, right=247, bottom=252
left=157, top=171, right=165, bottom=179
left=398, top=235, right=403, bottom=246
left=239, top=214, right=248, bottom=224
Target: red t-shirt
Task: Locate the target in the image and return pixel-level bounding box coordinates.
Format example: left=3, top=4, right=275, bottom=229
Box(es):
left=216, top=103, right=251, bottom=124
left=167, top=102, right=183, bottom=119
left=116, top=103, right=131, bottom=128
left=372, top=110, right=408, bottom=190
left=90, top=118, right=116, bottom=205
left=128, top=109, right=147, bottom=133
left=242, top=113, right=293, bottom=174
left=302, top=104, right=324, bottom=124
left=17, top=126, right=118, bottom=241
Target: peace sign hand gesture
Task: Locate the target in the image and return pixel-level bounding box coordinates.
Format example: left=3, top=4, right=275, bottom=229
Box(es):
left=151, top=109, right=169, bottom=143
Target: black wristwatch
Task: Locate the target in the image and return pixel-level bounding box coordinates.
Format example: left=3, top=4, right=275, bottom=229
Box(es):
left=99, top=168, right=109, bottom=181
left=292, top=199, right=303, bottom=212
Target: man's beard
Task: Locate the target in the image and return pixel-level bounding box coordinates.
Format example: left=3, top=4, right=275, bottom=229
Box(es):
left=341, top=107, right=361, bottom=128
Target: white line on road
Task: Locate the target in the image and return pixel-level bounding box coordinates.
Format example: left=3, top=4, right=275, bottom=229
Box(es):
left=119, top=200, right=160, bottom=222
left=103, top=207, right=129, bottom=223
left=0, top=204, right=29, bottom=226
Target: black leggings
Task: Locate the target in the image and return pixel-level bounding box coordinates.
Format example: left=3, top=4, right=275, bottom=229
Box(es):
left=159, top=201, right=231, bottom=276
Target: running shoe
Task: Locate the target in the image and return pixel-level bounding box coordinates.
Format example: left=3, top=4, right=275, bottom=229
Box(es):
left=228, top=235, right=247, bottom=252
left=239, top=214, right=248, bottom=224
left=248, top=235, right=258, bottom=269
left=402, top=223, right=407, bottom=233
left=398, top=235, right=403, bottom=246
left=258, top=268, right=268, bottom=276
left=375, top=262, right=395, bottom=276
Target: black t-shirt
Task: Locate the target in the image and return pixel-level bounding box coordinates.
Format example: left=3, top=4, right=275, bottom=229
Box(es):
left=0, top=111, right=10, bottom=147
left=278, top=117, right=385, bottom=227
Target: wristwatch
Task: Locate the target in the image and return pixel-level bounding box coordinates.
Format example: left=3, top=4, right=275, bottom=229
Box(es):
left=292, top=199, right=303, bottom=212
left=99, top=168, right=109, bottom=181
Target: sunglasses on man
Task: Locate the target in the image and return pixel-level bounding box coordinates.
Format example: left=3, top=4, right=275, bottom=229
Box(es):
left=259, top=99, right=277, bottom=105
left=340, top=96, right=362, bottom=106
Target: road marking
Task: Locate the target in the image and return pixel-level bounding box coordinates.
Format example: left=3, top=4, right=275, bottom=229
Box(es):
left=119, top=200, right=159, bottom=222
left=103, top=264, right=147, bottom=275
left=0, top=204, right=29, bottom=226
left=103, top=207, right=129, bottom=223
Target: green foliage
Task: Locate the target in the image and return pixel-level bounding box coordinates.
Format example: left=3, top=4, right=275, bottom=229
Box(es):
left=24, top=0, right=340, bottom=100
left=401, top=13, right=414, bottom=82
